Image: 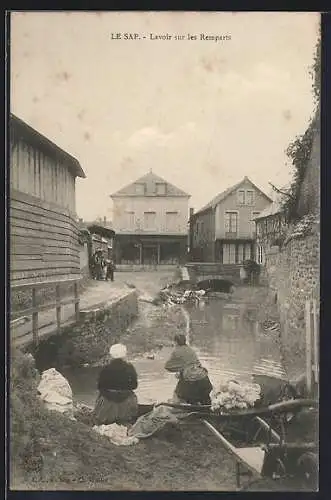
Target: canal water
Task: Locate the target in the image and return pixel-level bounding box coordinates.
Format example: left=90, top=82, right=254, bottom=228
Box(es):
left=62, top=298, right=287, bottom=407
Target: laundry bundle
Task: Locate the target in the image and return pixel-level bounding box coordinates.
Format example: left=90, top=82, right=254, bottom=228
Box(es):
left=211, top=380, right=261, bottom=412
left=93, top=423, right=139, bottom=446
left=37, top=368, right=75, bottom=419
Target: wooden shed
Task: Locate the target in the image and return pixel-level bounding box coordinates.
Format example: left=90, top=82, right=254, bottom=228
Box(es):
left=87, top=224, right=115, bottom=260
left=10, top=114, right=86, bottom=285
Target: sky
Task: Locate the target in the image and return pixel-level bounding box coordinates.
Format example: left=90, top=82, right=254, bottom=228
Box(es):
left=11, top=11, right=320, bottom=221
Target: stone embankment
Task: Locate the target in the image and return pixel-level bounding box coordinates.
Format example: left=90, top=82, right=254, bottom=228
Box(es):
left=263, top=217, right=319, bottom=379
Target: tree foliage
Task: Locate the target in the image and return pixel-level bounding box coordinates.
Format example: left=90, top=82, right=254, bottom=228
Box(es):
left=283, top=119, right=316, bottom=222
left=281, top=33, right=320, bottom=223
left=311, top=31, right=321, bottom=102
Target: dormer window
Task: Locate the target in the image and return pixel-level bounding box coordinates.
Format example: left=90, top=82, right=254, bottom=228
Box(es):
left=135, top=183, right=145, bottom=195
left=156, top=183, right=166, bottom=195
left=237, top=189, right=255, bottom=206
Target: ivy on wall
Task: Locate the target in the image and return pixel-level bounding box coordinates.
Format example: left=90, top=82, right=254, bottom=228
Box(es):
left=280, top=32, right=320, bottom=224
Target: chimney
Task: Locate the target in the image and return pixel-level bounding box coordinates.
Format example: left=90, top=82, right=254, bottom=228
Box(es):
left=189, top=208, right=194, bottom=218
left=104, top=216, right=107, bottom=225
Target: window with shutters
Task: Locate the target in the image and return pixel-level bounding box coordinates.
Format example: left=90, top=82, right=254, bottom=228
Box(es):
left=225, top=211, right=238, bottom=233
left=166, top=211, right=178, bottom=231
left=125, top=211, right=135, bottom=229
left=144, top=211, right=156, bottom=230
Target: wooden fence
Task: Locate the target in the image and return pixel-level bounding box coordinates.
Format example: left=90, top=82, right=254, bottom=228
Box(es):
left=305, top=298, right=319, bottom=393
left=10, top=278, right=80, bottom=346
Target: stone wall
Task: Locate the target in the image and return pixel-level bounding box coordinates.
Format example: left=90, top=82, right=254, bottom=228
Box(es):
left=264, top=225, right=319, bottom=378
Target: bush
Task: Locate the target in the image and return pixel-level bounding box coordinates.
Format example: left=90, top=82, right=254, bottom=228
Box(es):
left=243, top=260, right=261, bottom=284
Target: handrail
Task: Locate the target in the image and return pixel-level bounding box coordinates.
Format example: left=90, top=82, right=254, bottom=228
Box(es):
left=10, top=296, right=80, bottom=320
left=11, top=277, right=80, bottom=291
left=11, top=278, right=80, bottom=345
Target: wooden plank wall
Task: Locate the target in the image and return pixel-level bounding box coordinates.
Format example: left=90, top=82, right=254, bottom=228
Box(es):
left=10, top=189, right=81, bottom=285
left=11, top=134, right=76, bottom=213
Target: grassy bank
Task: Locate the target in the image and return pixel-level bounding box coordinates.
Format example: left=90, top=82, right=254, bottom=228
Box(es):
left=10, top=346, right=302, bottom=492
left=11, top=347, right=240, bottom=490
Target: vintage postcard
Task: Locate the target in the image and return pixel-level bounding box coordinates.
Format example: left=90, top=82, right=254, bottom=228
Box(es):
left=9, top=11, right=320, bottom=492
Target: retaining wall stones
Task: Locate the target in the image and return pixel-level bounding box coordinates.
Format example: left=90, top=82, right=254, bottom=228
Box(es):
left=264, top=229, right=319, bottom=379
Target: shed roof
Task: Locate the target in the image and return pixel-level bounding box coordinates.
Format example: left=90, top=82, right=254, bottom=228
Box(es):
left=10, top=113, right=86, bottom=179
left=253, top=186, right=290, bottom=220
left=253, top=200, right=283, bottom=220
left=87, top=224, right=116, bottom=238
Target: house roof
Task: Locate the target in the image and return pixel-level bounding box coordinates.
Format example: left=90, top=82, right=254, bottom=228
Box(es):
left=253, top=199, right=283, bottom=220
left=253, top=201, right=283, bottom=220
left=110, top=171, right=190, bottom=198
left=193, top=176, right=272, bottom=216
left=10, top=113, right=86, bottom=179
left=253, top=185, right=290, bottom=220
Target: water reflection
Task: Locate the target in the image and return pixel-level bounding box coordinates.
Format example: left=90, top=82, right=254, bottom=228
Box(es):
left=63, top=298, right=286, bottom=406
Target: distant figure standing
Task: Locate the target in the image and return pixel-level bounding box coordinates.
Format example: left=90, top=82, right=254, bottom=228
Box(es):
left=106, top=259, right=115, bottom=282
left=100, top=252, right=107, bottom=280
left=90, top=252, right=97, bottom=279
left=94, top=343, right=138, bottom=426
left=165, top=333, right=213, bottom=405
left=94, top=249, right=104, bottom=280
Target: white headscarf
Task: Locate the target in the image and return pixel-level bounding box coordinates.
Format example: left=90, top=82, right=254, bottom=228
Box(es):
left=109, top=343, right=127, bottom=359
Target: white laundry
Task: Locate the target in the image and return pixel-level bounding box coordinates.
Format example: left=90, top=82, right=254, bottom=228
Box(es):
left=37, top=368, right=74, bottom=419
left=92, top=423, right=139, bottom=446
